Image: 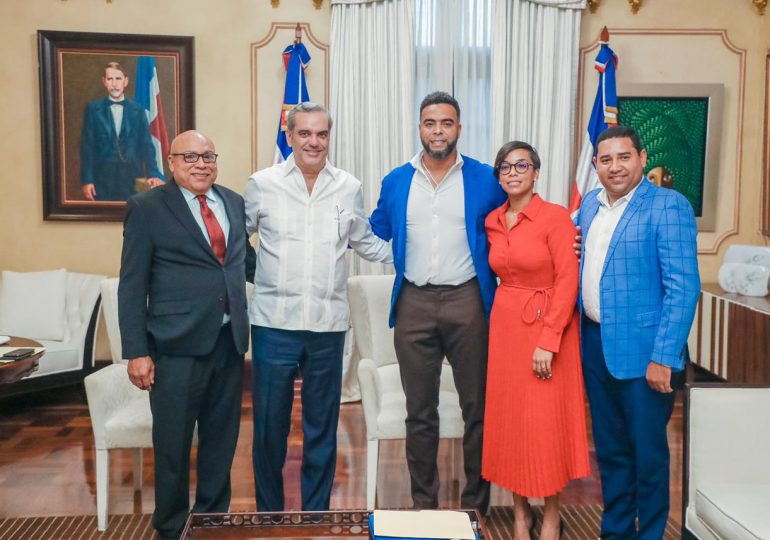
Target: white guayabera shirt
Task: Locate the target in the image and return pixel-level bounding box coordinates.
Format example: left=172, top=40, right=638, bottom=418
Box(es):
left=244, top=154, right=392, bottom=332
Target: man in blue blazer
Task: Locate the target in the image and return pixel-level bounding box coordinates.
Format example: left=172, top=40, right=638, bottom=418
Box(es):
left=119, top=130, right=255, bottom=539
left=577, top=125, right=700, bottom=539
left=370, top=92, right=506, bottom=514
left=80, top=62, right=163, bottom=201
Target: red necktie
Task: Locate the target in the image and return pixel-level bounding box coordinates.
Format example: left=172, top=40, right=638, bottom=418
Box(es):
left=196, top=195, right=226, bottom=264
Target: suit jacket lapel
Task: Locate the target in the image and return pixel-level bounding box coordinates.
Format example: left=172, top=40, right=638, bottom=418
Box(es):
left=601, top=179, right=651, bottom=277
left=162, top=180, right=220, bottom=264
left=461, top=156, right=478, bottom=254
left=395, top=165, right=414, bottom=260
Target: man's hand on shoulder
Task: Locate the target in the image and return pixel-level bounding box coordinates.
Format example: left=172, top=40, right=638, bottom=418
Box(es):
left=646, top=361, right=672, bottom=393
left=127, top=356, right=155, bottom=391
left=146, top=177, right=164, bottom=188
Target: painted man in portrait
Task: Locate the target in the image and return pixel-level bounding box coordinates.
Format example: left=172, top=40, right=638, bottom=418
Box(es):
left=80, top=61, right=163, bottom=201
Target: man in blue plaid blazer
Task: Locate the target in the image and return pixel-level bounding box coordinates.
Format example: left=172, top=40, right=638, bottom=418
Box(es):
left=577, top=125, right=700, bottom=540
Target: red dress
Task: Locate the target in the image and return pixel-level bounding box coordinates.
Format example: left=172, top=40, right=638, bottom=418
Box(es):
left=481, top=194, right=590, bottom=498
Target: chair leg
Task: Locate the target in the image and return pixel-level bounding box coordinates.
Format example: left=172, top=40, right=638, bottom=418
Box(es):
left=132, top=448, right=143, bottom=491
left=95, top=448, right=109, bottom=532
left=366, top=439, right=379, bottom=510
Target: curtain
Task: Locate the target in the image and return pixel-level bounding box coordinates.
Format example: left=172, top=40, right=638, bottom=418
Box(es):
left=415, top=0, right=493, bottom=162
left=490, top=0, right=585, bottom=206
left=329, top=0, right=415, bottom=401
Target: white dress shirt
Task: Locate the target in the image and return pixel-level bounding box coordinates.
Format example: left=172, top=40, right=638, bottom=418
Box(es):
left=582, top=182, right=642, bottom=323
left=244, top=155, right=392, bottom=332
left=404, top=151, right=475, bottom=286
left=109, top=98, right=124, bottom=134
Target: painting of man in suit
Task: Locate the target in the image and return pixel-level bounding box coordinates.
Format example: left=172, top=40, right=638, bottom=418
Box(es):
left=79, top=61, right=163, bottom=201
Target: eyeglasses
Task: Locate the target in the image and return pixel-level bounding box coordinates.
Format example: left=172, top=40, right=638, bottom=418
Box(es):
left=170, top=152, right=219, bottom=164
left=498, top=161, right=534, bottom=175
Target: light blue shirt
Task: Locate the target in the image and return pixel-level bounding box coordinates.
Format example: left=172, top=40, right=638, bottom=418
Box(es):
left=179, top=185, right=231, bottom=324
left=178, top=185, right=230, bottom=247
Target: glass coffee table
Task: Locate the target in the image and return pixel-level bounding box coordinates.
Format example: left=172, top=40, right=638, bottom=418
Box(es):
left=181, top=509, right=491, bottom=539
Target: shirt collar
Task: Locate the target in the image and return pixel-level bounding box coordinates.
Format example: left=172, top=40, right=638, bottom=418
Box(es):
left=409, top=150, right=464, bottom=173
left=498, top=193, right=544, bottom=227
left=280, top=153, right=336, bottom=180
left=596, top=179, right=642, bottom=209
left=178, top=184, right=216, bottom=203
left=108, top=98, right=125, bottom=104
left=519, top=193, right=544, bottom=221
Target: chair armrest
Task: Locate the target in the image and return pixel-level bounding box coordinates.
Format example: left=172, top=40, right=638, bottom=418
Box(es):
left=357, top=357, right=382, bottom=440
left=687, top=385, right=770, bottom=507
left=84, top=363, right=145, bottom=448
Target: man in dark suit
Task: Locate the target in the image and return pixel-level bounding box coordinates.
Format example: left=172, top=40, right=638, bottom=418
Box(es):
left=118, top=130, right=255, bottom=539
left=80, top=61, right=163, bottom=201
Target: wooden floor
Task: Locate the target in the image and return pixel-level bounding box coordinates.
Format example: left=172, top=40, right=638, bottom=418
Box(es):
left=0, top=366, right=683, bottom=524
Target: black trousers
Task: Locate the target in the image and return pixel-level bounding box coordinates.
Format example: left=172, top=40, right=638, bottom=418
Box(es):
left=149, top=323, right=243, bottom=539
left=393, top=279, right=491, bottom=514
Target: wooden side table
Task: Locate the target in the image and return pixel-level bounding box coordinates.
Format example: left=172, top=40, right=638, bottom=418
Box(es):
left=0, top=337, right=45, bottom=384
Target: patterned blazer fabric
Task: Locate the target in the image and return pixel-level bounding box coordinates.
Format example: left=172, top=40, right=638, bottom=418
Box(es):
left=577, top=179, right=700, bottom=379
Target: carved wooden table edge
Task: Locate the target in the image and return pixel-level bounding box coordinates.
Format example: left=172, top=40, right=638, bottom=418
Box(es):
left=181, top=509, right=491, bottom=539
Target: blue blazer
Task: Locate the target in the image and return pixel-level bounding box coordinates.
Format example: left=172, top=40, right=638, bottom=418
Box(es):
left=577, top=179, right=700, bottom=379
left=370, top=155, right=506, bottom=327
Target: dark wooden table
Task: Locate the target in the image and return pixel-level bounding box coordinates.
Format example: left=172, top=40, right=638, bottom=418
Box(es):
left=0, top=337, right=44, bottom=384
left=181, top=509, right=491, bottom=539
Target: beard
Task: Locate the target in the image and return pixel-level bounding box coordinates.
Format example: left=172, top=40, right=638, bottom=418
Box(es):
left=421, top=136, right=458, bottom=160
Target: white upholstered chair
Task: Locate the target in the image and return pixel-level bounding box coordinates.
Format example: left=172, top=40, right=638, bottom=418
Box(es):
left=0, top=270, right=105, bottom=397
left=348, top=274, right=464, bottom=510
left=86, top=278, right=154, bottom=531
left=84, top=363, right=152, bottom=531
left=99, top=277, right=125, bottom=364
left=684, top=384, right=770, bottom=539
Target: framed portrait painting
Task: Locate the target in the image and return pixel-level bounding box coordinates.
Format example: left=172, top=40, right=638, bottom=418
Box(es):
left=38, top=30, right=195, bottom=221
left=617, top=83, right=724, bottom=232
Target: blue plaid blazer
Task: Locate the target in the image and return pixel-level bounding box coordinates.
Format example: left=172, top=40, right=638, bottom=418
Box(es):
left=577, top=179, right=700, bottom=379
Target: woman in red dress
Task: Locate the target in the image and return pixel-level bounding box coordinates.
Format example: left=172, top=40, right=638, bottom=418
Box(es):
left=482, top=141, right=590, bottom=540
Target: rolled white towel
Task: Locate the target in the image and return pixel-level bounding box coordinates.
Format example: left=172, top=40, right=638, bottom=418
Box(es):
left=718, top=262, right=770, bottom=296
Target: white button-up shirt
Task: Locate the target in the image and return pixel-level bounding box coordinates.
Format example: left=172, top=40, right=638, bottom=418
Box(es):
left=404, top=151, right=475, bottom=286
left=244, top=155, right=392, bottom=332
left=582, top=182, right=642, bottom=323
left=109, top=98, right=125, bottom=134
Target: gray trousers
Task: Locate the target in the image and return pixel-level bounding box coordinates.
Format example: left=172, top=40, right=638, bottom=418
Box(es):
left=393, top=278, right=491, bottom=514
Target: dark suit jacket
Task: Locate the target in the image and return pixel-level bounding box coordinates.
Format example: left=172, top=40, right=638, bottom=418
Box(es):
left=80, top=97, right=163, bottom=201
left=118, top=180, right=256, bottom=359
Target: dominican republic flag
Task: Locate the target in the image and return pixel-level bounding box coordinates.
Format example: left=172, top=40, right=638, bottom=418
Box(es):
left=135, top=56, right=169, bottom=179
left=274, top=42, right=311, bottom=163
left=568, top=42, right=618, bottom=214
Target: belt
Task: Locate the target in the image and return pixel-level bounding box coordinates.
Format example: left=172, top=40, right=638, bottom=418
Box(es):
left=499, top=283, right=551, bottom=324
left=404, top=276, right=477, bottom=291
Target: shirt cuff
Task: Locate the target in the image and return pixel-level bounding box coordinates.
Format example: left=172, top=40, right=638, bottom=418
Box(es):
left=537, top=326, right=563, bottom=353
